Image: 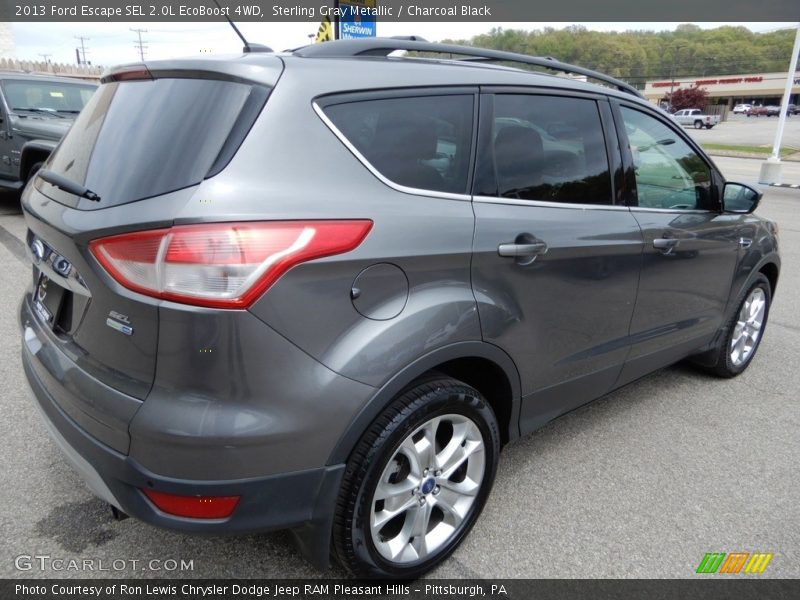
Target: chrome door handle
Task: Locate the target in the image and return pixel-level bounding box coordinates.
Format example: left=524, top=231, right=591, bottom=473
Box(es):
left=497, top=241, right=548, bottom=258
left=653, top=237, right=679, bottom=254
left=738, top=237, right=753, bottom=249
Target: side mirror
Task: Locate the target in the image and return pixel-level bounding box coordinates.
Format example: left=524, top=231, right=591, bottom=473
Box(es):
left=722, top=182, right=762, bottom=214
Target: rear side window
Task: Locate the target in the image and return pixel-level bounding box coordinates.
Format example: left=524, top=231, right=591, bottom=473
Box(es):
left=43, top=77, right=266, bottom=208
left=323, top=94, right=474, bottom=195
left=490, top=94, right=613, bottom=205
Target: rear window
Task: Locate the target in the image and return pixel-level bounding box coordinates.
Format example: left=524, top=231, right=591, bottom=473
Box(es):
left=323, top=94, right=474, bottom=195
left=42, top=77, right=267, bottom=208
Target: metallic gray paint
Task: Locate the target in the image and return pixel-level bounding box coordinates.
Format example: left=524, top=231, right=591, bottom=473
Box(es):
left=17, top=47, right=780, bottom=569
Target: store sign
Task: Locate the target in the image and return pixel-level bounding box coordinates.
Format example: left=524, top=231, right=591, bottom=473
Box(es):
left=338, top=0, right=377, bottom=39
left=651, top=76, right=764, bottom=88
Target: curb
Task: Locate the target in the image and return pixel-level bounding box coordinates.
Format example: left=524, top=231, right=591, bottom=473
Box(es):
left=768, top=183, right=800, bottom=189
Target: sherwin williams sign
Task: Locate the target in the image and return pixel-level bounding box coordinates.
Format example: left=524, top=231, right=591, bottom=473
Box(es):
left=338, top=0, right=377, bottom=39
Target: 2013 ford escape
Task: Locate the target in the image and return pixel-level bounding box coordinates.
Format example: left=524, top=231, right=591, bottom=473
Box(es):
left=19, top=38, right=780, bottom=578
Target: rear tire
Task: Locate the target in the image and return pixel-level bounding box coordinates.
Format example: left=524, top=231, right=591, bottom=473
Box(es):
left=698, top=274, right=771, bottom=378
left=332, top=376, right=500, bottom=579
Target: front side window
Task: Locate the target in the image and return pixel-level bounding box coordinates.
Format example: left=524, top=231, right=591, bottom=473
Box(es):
left=490, top=94, right=613, bottom=205
left=619, top=106, right=713, bottom=210
left=323, top=94, right=474, bottom=195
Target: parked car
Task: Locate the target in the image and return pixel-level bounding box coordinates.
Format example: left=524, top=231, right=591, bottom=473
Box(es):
left=747, top=105, right=769, bottom=117
left=0, top=72, right=96, bottom=192
left=764, top=105, right=782, bottom=116
left=787, top=104, right=798, bottom=115
left=19, top=39, right=780, bottom=579
left=732, top=103, right=752, bottom=114
left=671, top=108, right=721, bottom=129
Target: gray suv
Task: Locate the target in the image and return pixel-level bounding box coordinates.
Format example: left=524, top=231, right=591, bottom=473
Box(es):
left=19, top=39, right=780, bottom=578
left=0, top=72, right=96, bottom=191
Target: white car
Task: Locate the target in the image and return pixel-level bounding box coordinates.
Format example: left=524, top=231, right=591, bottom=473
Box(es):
left=733, top=104, right=752, bottom=114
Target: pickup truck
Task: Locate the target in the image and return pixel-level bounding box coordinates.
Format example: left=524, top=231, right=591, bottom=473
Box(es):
left=0, top=72, right=96, bottom=193
left=747, top=105, right=770, bottom=117
left=671, top=108, right=721, bottom=129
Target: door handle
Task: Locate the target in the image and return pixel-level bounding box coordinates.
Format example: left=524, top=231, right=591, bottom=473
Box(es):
left=497, top=241, right=548, bottom=258
left=738, top=237, right=753, bottom=249
left=653, top=237, right=679, bottom=254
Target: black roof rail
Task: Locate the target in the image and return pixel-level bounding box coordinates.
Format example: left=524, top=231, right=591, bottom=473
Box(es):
left=294, top=38, right=643, bottom=98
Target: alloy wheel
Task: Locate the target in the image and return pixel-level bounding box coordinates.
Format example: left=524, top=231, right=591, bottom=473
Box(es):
left=369, top=413, right=486, bottom=564
left=730, top=287, right=766, bottom=366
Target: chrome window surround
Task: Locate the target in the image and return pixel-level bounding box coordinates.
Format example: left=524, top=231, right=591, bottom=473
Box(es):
left=315, top=101, right=716, bottom=216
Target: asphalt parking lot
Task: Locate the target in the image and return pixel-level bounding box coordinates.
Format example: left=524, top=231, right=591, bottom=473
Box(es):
left=685, top=112, right=800, bottom=150
left=0, top=157, right=798, bottom=579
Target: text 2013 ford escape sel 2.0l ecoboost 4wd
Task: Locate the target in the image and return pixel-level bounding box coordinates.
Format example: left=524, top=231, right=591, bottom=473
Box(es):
left=19, top=39, right=779, bottom=578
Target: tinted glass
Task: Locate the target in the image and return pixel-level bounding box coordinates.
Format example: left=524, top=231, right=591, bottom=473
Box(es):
left=44, top=78, right=254, bottom=207
left=620, top=106, right=713, bottom=210
left=2, top=79, right=96, bottom=113
left=491, top=95, right=612, bottom=204
left=324, top=95, right=474, bottom=194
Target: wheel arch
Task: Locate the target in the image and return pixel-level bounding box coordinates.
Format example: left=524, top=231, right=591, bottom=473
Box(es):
left=759, top=260, right=779, bottom=296
left=326, top=341, right=522, bottom=467
left=20, top=140, right=56, bottom=182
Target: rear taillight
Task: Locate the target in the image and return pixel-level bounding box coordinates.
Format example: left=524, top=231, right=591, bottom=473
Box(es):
left=142, top=489, right=240, bottom=519
left=89, top=220, right=372, bottom=308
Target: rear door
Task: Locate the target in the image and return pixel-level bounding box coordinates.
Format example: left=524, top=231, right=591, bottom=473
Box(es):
left=471, top=90, right=643, bottom=433
left=610, top=101, right=742, bottom=386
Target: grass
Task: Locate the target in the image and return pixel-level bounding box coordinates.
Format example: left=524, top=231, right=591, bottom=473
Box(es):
left=701, top=143, right=797, bottom=157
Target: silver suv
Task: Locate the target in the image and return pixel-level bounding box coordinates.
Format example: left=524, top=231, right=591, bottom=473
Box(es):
left=19, top=38, right=779, bottom=578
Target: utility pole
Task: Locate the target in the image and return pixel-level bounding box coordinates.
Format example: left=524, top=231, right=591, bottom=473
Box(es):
left=131, top=28, right=148, bottom=61
left=668, top=45, right=686, bottom=108
left=38, top=53, right=52, bottom=72
left=74, top=36, right=89, bottom=65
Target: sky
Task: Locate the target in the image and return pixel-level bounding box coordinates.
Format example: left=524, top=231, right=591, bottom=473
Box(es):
left=9, top=21, right=798, bottom=67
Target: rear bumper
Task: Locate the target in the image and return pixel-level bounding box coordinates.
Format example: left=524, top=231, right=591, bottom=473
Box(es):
left=19, top=296, right=346, bottom=566
left=22, top=341, right=344, bottom=535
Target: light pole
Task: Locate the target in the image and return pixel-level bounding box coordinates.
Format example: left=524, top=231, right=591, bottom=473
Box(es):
left=759, top=24, right=800, bottom=185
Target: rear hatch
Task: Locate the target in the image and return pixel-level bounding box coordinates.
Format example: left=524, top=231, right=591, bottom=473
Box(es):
left=22, top=58, right=281, bottom=452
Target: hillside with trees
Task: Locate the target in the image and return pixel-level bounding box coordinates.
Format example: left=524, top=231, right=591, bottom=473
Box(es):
left=442, top=25, right=797, bottom=87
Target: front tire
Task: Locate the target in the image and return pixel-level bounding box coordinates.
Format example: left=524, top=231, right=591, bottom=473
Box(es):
left=332, top=376, right=500, bottom=578
left=701, top=274, right=771, bottom=378
left=694, top=120, right=703, bottom=129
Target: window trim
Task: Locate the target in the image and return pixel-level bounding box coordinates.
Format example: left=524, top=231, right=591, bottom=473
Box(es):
left=474, top=90, right=618, bottom=208
left=312, top=87, right=479, bottom=201
left=610, top=99, right=722, bottom=213
left=473, top=194, right=633, bottom=212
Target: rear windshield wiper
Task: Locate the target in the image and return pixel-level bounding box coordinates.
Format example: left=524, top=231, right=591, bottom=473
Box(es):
left=12, top=107, right=66, bottom=118
left=37, top=169, right=101, bottom=202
